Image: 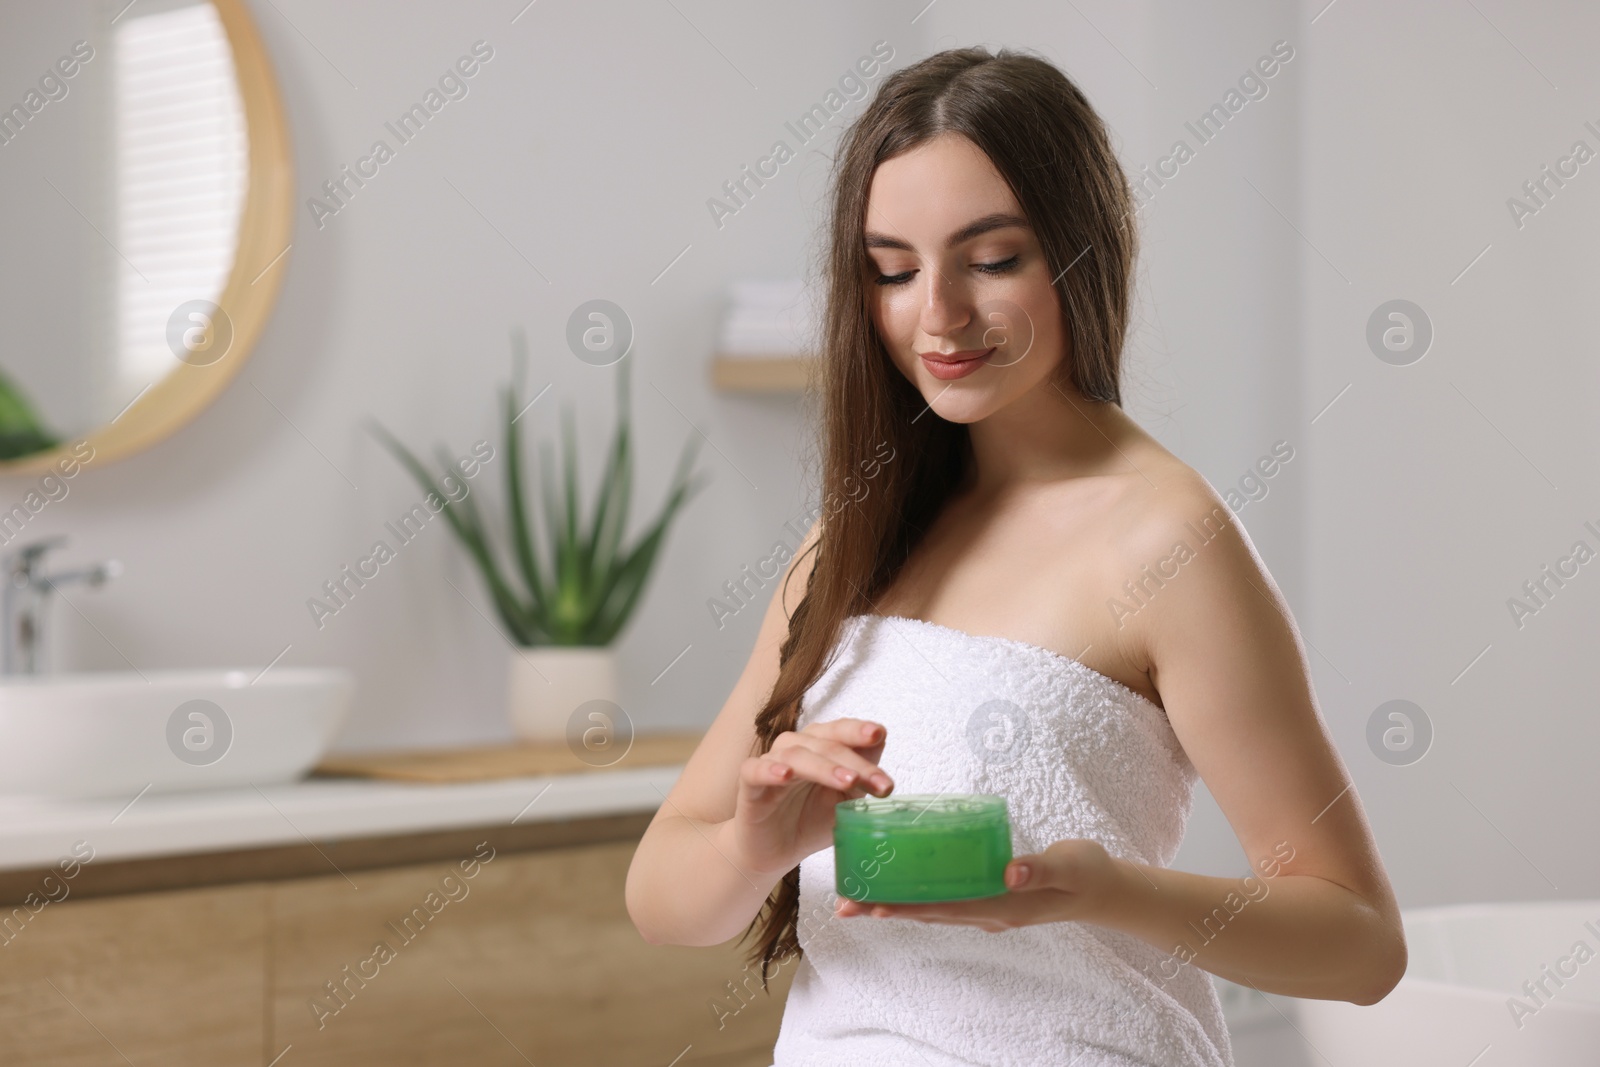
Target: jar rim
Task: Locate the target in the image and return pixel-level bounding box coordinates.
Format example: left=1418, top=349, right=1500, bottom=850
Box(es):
left=835, top=792, right=1008, bottom=828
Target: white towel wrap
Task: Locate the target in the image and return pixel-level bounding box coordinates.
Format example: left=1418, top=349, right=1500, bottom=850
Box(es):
left=768, top=613, right=1234, bottom=1067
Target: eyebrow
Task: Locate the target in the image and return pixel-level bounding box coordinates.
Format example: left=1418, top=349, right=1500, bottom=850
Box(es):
left=863, top=212, right=1031, bottom=252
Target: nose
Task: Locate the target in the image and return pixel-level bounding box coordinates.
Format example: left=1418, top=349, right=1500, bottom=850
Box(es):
left=917, top=266, right=974, bottom=341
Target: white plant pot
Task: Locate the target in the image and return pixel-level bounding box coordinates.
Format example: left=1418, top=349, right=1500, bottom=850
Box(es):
left=507, top=645, right=620, bottom=742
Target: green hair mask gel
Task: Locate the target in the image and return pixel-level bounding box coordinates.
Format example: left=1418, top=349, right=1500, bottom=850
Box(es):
left=834, top=793, right=1013, bottom=903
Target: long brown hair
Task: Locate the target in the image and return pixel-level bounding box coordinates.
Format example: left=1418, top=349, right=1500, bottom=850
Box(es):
left=742, top=45, right=1139, bottom=988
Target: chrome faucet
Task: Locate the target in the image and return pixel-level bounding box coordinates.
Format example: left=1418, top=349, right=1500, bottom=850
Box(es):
left=2, top=537, right=121, bottom=675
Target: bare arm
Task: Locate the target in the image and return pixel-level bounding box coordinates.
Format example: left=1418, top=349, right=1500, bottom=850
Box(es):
left=625, top=519, right=896, bottom=947
left=1102, top=481, right=1406, bottom=1004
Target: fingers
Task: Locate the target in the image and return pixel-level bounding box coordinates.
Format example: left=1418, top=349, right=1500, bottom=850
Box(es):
left=800, top=717, right=886, bottom=754
left=738, top=754, right=804, bottom=809
left=791, top=719, right=891, bottom=785
left=737, top=719, right=895, bottom=818
left=1002, top=851, right=1051, bottom=890
left=1004, top=840, right=1113, bottom=893
left=735, top=747, right=881, bottom=811
left=1005, top=860, right=1033, bottom=890
left=735, top=755, right=799, bottom=826
left=770, top=736, right=893, bottom=796
left=834, top=895, right=1017, bottom=932
left=771, top=735, right=896, bottom=793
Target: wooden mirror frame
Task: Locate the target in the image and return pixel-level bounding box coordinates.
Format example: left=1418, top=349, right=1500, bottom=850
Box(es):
left=0, top=0, right=293, bottom=476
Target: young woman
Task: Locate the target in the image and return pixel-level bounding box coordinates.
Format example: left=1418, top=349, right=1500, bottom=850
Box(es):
left=626, top=46, right=1404, bottom=1067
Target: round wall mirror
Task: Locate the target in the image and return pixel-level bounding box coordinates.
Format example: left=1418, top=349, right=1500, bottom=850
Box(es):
left=0, top=0, right=291, bottom=473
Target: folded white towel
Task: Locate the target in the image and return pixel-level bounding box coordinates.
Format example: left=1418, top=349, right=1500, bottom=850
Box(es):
left=717, top=278, right=820, bottom=354
left=769, top=613, right=1234, bottom=1067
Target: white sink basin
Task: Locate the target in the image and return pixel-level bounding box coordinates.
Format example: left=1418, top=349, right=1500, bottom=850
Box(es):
left=0, top=668, right=353, bottom=800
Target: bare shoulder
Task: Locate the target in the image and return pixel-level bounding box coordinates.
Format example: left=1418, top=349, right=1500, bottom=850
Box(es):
left=1112, top=455, right=1241, bottom=563
left=1096, top=446, right=1288, bottom=666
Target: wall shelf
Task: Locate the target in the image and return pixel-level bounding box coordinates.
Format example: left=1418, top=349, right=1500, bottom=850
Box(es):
left=710, top=353, right=817, bottom=393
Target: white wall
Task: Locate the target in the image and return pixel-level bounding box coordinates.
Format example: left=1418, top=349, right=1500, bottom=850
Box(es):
left=1300, top=0, right=1600, bottom=910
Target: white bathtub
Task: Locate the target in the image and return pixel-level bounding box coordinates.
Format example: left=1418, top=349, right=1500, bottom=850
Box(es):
left=1292, top=901, right=1600, bottom=1067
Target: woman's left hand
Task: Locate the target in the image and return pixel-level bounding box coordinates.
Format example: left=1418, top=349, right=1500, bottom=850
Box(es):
left=835, top=838, right=1133, bottom=932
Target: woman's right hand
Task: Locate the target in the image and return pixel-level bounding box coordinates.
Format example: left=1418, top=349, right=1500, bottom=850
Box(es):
left=727, top=717, right=895, bottom=878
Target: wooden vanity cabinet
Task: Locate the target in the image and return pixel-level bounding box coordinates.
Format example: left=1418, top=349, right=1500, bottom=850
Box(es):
left=0, top=880, right=268, bottom=1065
left=0, top=828, right=793, bottom=1066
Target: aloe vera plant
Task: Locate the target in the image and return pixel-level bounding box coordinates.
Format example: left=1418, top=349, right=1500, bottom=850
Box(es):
left=372, top=331, right=709, bottom=646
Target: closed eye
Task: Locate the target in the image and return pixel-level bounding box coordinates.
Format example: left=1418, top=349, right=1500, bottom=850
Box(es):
left=976, top=254, right=1020, bottom=276
left=873, top=255, right=1021, bottom=287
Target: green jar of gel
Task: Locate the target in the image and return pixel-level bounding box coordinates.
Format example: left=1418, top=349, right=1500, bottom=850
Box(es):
left=833, top=793, right=1013, bottom=903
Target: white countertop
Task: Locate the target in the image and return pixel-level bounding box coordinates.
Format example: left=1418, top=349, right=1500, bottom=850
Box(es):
left=0, top=765, right=683, bottom=871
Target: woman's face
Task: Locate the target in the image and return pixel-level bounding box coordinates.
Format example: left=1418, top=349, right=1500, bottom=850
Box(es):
left=863, top=132, right=1069, bottom=423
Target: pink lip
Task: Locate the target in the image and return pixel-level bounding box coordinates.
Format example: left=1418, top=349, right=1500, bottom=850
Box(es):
left=918, top=348, right=992, bottom=381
